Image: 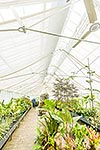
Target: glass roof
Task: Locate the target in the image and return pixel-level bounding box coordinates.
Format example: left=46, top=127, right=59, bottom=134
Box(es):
left=0, top=0, right=100, bottom=98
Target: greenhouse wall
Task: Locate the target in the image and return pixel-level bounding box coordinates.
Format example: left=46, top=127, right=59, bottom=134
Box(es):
left=0, top=90, right=24, bottom=103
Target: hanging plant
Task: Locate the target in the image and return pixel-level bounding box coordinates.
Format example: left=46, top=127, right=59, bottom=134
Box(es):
left=52, top=78, right=79, bottom=101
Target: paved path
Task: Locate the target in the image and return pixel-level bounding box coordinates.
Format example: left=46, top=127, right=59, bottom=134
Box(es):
left=2, top=108, right=38, bottom=150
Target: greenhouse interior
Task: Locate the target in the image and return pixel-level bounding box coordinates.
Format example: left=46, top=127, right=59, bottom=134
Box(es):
left=0, top=0, right=100, bottom=149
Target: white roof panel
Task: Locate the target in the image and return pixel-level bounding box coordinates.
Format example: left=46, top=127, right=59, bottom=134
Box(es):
left=0, top=0, right=100, bottom=98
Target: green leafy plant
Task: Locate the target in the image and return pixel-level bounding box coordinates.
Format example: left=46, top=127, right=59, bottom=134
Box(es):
left=34, top=100, right=72, bottom=150
left=72, top=123, right=89, bottom=150
left=34, top=99, right=99, bottom=150
left=87, top=127, right=100, bottom=149
left=0, top=97, right=31, bottom=140
left=65, top=96, right=100, bottom=129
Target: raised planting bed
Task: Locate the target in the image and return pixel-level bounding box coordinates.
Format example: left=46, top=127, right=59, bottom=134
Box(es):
left=34, top=100, right=100, bottom=150
left=80, top=117, right=100, bottom=132
left=0, top=107, right=31, bottom=149
left=70, top=111, right=100, bottom=132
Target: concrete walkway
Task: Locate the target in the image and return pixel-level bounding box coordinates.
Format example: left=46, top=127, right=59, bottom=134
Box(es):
left=2, top=108, right=38, bottom=150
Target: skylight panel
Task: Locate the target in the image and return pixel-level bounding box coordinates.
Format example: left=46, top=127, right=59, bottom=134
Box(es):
left=0, top=8, right=14, bottom=21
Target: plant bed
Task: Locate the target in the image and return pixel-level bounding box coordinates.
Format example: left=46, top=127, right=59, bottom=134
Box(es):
left=0, top=107, right=31, bottom=149
left=0, top=97, right=32, bottom=149
left=70, top=111, right=100, bottom=132
left=33, top=100, right=100, bottom=150
left=80, top=117, right=100, bottom=132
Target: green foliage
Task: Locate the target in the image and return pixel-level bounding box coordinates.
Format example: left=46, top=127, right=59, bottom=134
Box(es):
left=65, top=96, right=100, bottom=128
left=43, top=99, right=56, bottom=113
left=34, top=100, right=73, bottom=149
left=87, top=127, right=100, bottom=149
left=72, top=124, right=88, bottom=149
left=66, top=97, right=83, bottom=113
left=33, top=143, right=42, bottom=150
left=0, top=97, right=31, bottom=140
left=34, top=99, right=98, bottom=150
left=40, top=93, right=49, bottom=101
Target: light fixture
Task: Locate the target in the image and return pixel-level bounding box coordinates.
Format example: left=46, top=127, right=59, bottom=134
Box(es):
left=89, top=23, right=100, bottom=32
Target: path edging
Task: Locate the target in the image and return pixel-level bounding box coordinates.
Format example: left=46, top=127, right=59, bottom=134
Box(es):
left=0, top=107, right=31, bottom=149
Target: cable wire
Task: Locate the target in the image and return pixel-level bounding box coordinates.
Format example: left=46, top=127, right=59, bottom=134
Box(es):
left=0, top=51, right=53, bottom=78
left=60, top=49, right=100, bottom=80
left=0, top=27, right=100, bottom=45
left=26, top=28, right=100, bottom=45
